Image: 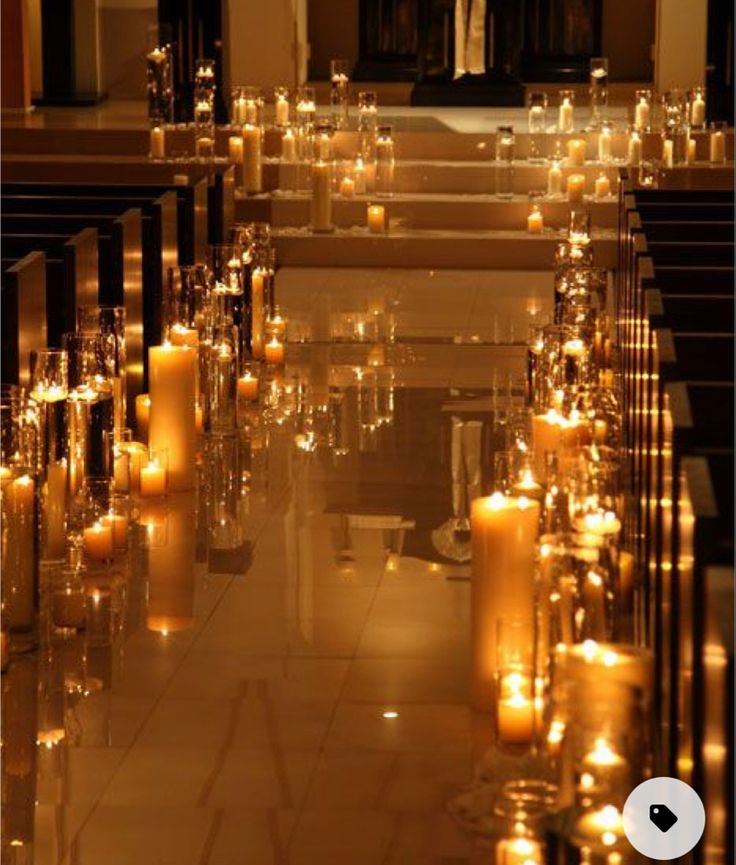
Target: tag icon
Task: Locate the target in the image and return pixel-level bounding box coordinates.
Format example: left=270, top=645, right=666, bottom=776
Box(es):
left=649, top=803, right=679, bottom=833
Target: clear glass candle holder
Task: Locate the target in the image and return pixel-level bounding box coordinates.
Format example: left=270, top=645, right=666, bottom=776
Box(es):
left=638, top=159, right=660, bottom=188
left=527, top=91, right=548, bottom=162
left=314, top=119, right=335, bottom=162
left=140, top=448, right=168, bottom=498
left=597, top=121, right=614, bottom=163
left=330, top=59, right=350, bottom=129
left=688, top=85, right=707, bottom=129
left=568, top=208, right=592, bottom=246
left=145, top=26, right=173, bottom=124
left=375, top=124, right=395, bottom=197
left=85, top=581, right=113, bottom=645
left=495, top=618, right=536, bottom=750
left=0, top=461, right=38, bottom=633
left=709, top=120, right=727, bottom=163
left=273, top=86, right=290, bottom=127
left=557, top=89, right=575, bottom=133
left=50, top=566, right=87, bottom=636
left=194, top=58, right=216, bottom=99
left=207, top=326, right=238, bottom=432
left=495, top=125, right=515, bottom=199
left=165, top=265, right=211, bottom=342
left=231, top=85, right=262, bottom=127
left=295, top=86, right=316, bottom=129
left=633, top=88, right=652, bottom=131
left=588, top=57, right=609, bottom=128
left=357, top=90, right=378, bottom=128
left=77, top=305, right=127, bottom=429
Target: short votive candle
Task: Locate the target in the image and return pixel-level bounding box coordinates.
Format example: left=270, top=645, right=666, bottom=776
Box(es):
left=367, top=204, right=386, bottom=233
left=140, top=459, right=167, bottom=497
left=83, top=521, right=114, bottom=561
left=264, top=337, right=285, bottom=365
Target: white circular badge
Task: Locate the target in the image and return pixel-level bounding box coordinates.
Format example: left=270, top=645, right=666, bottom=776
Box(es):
left=623, top=776, right=705, bottom=860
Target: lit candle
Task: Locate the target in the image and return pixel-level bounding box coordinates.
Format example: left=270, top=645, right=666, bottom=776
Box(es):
left=511, top=468, right=543, bottom=500
left=150, top=125, right=165, bottom=158
left=269, top=313, right=287, bottom=337
left=497, top=671, right=535, bottom=746
left=595, top=173, right=611, bottom=198
left=635, top=97, right=650, bottom=129
left=470, top=493, right=540, bottom=711
left=574, top=804, right=624, bottom=849
left=101, top=511, right=128, bottom=549
left=567, top=138, right=586, bottom=166
left=663, top=138, right=674, bottom=168
left=574, top=510, right=621, bottom=536
left=148, top=344, right=197, bottom=491
left=496, top=835, right=543, bottom=865
left=51, top=585, right=86, bottom=631
left=547, top=161, right=562, bottom=196
left=173, top=173, right=189, bottom=186
left=527, top=207, right=544, bottom=234
left=566, top=173, right=585, bottom=203
left=340, top=176, right=355, bottom=197
left=136, top=394, right=150, bottom=440
left=558, top=97, right=574, bottom=132
left=311, top=160, right=333, bottom=231
left=250, top=268, right=267, bottom=358
left=367, top=204, right=386, bottom=233
left=275, top=94, right=290, bottom=126
left=124, top=441, right=148, bottom=492
left=281, top=127, right=297, bottom=161
left=531, top=410, right=586, bottom=479
left=690, top=94, right=706, bottom=127
left=583, top=569, right=607, bottom=639
left=140, top=460, right=167, bottom=497
left=0, top=629, right=7, bottom=671
left=619, top=550, right=634, bottom=610
left=628, top=131, right=642, bottom=166
left=83, top=521, right=114, bottom=561
left=582, top=737, right=626, bottom=778
left=593, top=418, right=608, bottom=444
left=195, top=136, right=213, bottom=159
left=169, top=324, right=198, bottom=348
left=43, top=459, right=67, bottom=559
left=353, top=158, right=367, bottom=194
left=228, top=134, right=243, bottom=165
left=3, top=474, right=36, bottom=629
left=264, top=337, right=285, bottom=365
left=242, top=124, right=263, bottom=193
left=237, top=372, right=259, bottom=401
left=687, top=138, right=697, bottom=164
left=147, top=496, right=196, bottom=634
left=195, top=404, right=204, bottom=434
left=598, top=128, right=612, bottom=162
left=710, top=129, right=725, bottom=163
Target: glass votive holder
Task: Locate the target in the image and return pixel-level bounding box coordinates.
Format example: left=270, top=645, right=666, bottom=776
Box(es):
left=633, top=88, right=652, bottom=131
left=112, top=427, right=133, bottom=493
left=82, top=519, right=114, bottom=563
left=589, top=57, right=609, bottom=121
left=330, top=58, right=350, bottom=128
left=139, top=448, right=168, bottom=498
left=495, top=627, right=536, bottom=749
left=375, top=124, right=395, bottom=196
left=527, top=91, right=548, bottom=162
left=527, top=191, right=544, bottom=234
left=688, top=85, right=706, bottom=129
left=273, top=86, right=290, bottom=127
left=102, top=495, right=129, bottom=551
left=314, top=119, right=335, bottom=161
left=30, top=348, right=69, bottom=401
left=568, top=208, right=591, bottom=245
left=295, top=86, right=316, bottom=128
left=338, top=162, right=355, bottom=197
left=709, top=120, right=727, bottom=163
left=597, top=121, right=613, bottom=163
left=357, top=90, right=378, bottom=127
left=84, top=581, right=113, bottom=645
left=264, top=336, right=286, bottom=366
left=265, top=307, right=287, bottom=340
left=50, top=567, right=87, bottom=636
left=638, top=159, right=660, bottom=188
left=557, top=89, right=575, bottom=133
left=495, top=125, right=515, bottom=199
left=231, top=85, right=262, bottom=127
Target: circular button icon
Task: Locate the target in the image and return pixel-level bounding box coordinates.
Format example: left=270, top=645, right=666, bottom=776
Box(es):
left=623, top=777, right=705, bottom=860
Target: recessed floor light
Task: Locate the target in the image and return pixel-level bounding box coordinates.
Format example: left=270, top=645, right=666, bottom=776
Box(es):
left=382, top=710, right=399, bottom=719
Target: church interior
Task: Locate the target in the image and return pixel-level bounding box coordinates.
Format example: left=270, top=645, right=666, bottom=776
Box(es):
left=0, top=1, right=733, bottom=863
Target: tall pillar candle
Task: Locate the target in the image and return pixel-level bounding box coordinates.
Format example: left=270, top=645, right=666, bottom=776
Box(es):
left=566, top=173, right=585, bottom=203
left=43, top=459, right=67, bottom=560
left=547, top=161, right=562, bottom=196
left=2, top=474, right=36, bottom=630
left=150, top=125, right=165, bottom=158
left=310, top=161, right=333, bottom=232
left=251, top=268, right=266, bottom=358
left=148, top=344, right=197, bottom=491
left=710, top=129, right=725, bottom=163
left=242, top=124, right=263, bottom=193
left=628, top=131, right=642, bottom=165
left=470, top=493, right=540, bottom=711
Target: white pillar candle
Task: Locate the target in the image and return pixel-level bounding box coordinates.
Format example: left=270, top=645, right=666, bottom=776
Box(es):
left=251, top=267, right=266, bottom=358
left=353, top=159, right=367, bottom=194
left=3, top=474, right=36, bottom=629
left=148, top=344, right=197, bottom=491
left=566, top=173, right=585, bottom=203
left=567, top=138, right=586, bottom=166
left=44, top=459, right=67, bottom=559
left=135, top=393, right=150, bottom=440
left=531, top=410, right=586, bottom=479
left=150, top=126, right=165, bottom=158
left=264, top=337, right=285, bottom=365
left=340, top=176, right=355, bottom=197
left=228, top=135, right=243, bottom=164
left=242, top=124, right=263, bottom=193
left=687, top=138, right=697, bottom=164
left=628, top=131, right=642, bottom=165
left=497, top=671, right=535, bottom=745
left=558, top=97, right=574, bottom=132
left=634, top=98, right=650, bottom=129
left=595, top=173, right=611, bottom=198
left=310, top=161, right=333, bottom=232
left=83, top=520, right=113, bottom=560
left=527, top=208, right=544, bottom=234
left=663, top=138, right=674, bottom=168
left=598, top=128, right=612, bottom=162
left=710, top=130, right=725, bottom=163
left=140, top=460, right=167, bottom=497
left=547, top=161, right=562, bottom=196
left=169, top=324, right=198, bottom=348
left=470, top=493, right=540, bottom=711
left=281, top=127, right=297, bottom=161
left=233, top=96, right=246, bottom=124
left=275, top=95, right=290, bottom=126
left=691, top=95, right=706, bottom=127
left=237, top=372, right=259, bottom=401
left=367, top=204, right=386, bottom=233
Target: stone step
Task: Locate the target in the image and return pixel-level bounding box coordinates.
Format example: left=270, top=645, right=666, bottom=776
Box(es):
left=270, top=227, right=617, bottom=270
left=237, top=191, right=619, bottom=231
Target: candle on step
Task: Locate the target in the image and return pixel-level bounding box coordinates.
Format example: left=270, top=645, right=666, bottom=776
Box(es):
left=310, top=160, right=333, bottom=232
left=4, top=474, right=36, bottom=629
left=52, top=584, right=86, bottom=631
left=264, top=337, right=285, bottom=366
left=663, top=139, right=674, bottom=168
left=173, top=174, right=188, bottom=186
left=275, top=93, right=290, bottom=127
left=470, top=493, right=540, bottom=711
left=135, top=393, right=150, bottom=440
left=150, top=125, right=165, bottom=158
left=195, top=136, right=213, bottom=159
left=566, top=173, right=585, bottom=203
left=148, top=343, right=197, bottom=491
left=83, top=520, right=113, bottom=561
left=710, top=129, right=725, bottom=163
left=527, top=206, right=544, bottom=234
left=140, top=460, right=167, bottom=497
left=340, top=176, right=355, bottom=197
left=547, top=161, right=562, bottom=196
left=353, top=158, right=367, bottom=194
left=595, top=172, right=611, bottom=198
left=237, top=372, right=259, bottom=401
left=250, top=267, right=267, bottom=358
left=687, top=138, right=697, bottom=164
left=228, top=135, right=243, bottom=165
left=123, top=441, right=148, bottom=491
left=243, top=124, right=263, bottom=193
left=558, top=97, right=574, bottom=132
left=567, top=138, right=586, bottom=166
left=690, top=94, right=706, bottom=127
left=496, top=836, right=543, bottom=865
left=628, top=130, right=642, bottom=165
left=367, top=204, right=386, bottom=233
left=635, top=97, right=650, bottom=130
left=281, top=127, right=297, bottom=161
left=597, top=127, right=612, bottom=162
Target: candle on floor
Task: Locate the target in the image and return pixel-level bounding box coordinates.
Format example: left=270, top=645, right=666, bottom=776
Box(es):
left=83, top=521, right=114, bottom=561
left=353, top=158, right=367, bottom=194
left=251, top=268, right=267, bottom=358
left=497, top=671, right=535, bottom=746
left=628, top=130, right=642, bottom=166
left=44, top=459, right=67, bottom=559
left=237, top=372, right=259, bottom=401
left=547, top=161, right=562, bottom=196
left=243, top=124, right=263, bottom=193
left=311, top=160, right=333, bottom=232
left=140, top=459, right=167, bottom=497
left=582, top=737, right=627, bottom=786
left=595, top=172, right=611, bottom=198
left=566, top=173, right=585, bottom=203
left=150, top=125, right=165, bottom=159
left=367, top=204, right=386, bottom=233
left=470, top=493, right=540, bottom=711
left=527, top=206, right=544, bottom=234
left=574, top=804, right=624, bottom=848
left=102, top=511, right=128, bottom=549
left=567, top=138, right=586, bottom=166
left=4, top=474, right=36, bottom=630
left=496, top=835, right=543, bottom=865
left=710, top=129, right=725, bottom=163
left=663, top=138, right=674, bottom=168
left=135, top=394, right=151, bottom=440
left=281, top=127, right=297, bottom=161
left=340, top=175, right=355, bottom=197
left=51, top=584, right=86, bottom=632
left=169, top=324, right=198, bottom=348
left=124, top=441, right=148, bottom=492
left=264, top=337, right=285, bottom=366
left=148, top=343, right=197, bottom=491
left=687, top=138, right=697, bottom=164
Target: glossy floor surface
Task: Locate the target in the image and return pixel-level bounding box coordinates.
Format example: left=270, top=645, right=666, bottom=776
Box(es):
left=3, top=268, right=552, bottom=865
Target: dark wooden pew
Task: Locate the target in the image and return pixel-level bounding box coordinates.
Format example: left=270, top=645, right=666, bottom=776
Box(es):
left=637, top=221, right=734, bottom=242
left=1, top=253, right=48, bottom=386
left=644, top=241, right=734, bottom=267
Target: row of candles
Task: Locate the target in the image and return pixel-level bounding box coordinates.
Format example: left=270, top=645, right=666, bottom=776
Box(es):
left=456, top=209, right=653, bottom=860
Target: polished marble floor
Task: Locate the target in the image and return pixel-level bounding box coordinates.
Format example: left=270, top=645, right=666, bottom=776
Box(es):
left=3, top=268, right=551, bottom=865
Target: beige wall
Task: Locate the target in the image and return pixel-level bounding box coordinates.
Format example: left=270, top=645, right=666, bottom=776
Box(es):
left=308, top=0, right=359, bottom=79
left=654, top=0, right=707, bottom=91
left=98, top=0, right=156, bottom=98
